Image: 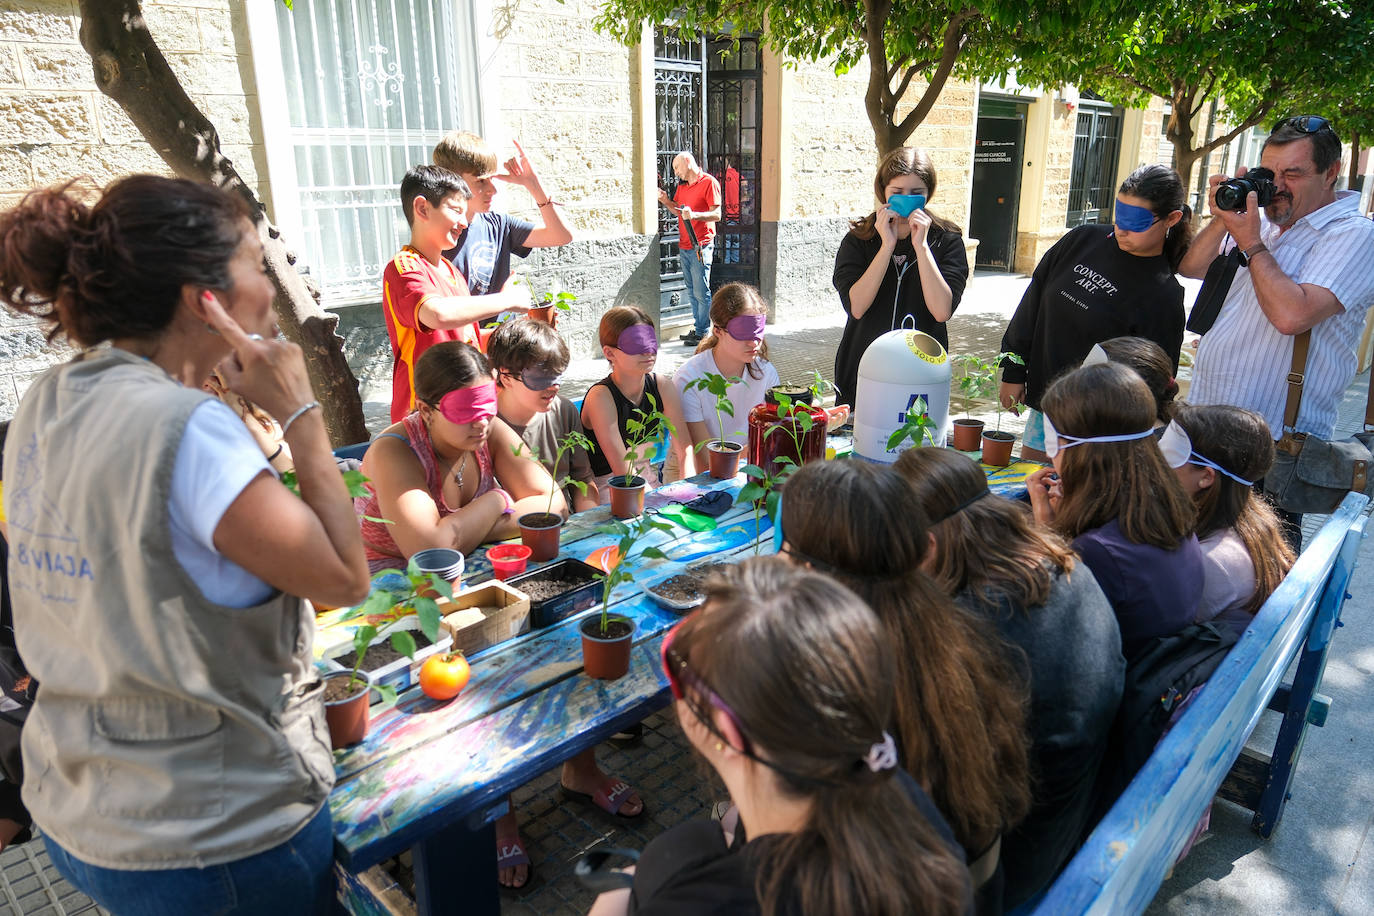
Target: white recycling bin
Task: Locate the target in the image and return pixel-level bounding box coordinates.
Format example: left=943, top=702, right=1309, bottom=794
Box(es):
left=853, top=329, right=951, bottom=463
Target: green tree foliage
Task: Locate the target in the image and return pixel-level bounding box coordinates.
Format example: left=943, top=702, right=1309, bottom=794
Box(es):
left=591, top=0, right=1125, bottom=158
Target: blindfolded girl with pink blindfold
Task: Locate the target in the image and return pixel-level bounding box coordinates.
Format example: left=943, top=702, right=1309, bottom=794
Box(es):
left=357, top=340, right=564, bottom=572
left=581, top=306, right=691, bottom=495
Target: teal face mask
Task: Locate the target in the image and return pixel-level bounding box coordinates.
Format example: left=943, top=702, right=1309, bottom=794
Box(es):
left=886, top=194, right=926, bottom=217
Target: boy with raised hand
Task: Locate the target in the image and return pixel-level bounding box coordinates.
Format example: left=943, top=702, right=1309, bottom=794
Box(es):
left=432, top=131, right=573, bottom=298
left=382, top=165, right=529, bottom=422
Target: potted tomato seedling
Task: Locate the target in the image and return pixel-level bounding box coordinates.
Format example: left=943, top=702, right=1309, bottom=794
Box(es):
left=581, top=513, right=673, bottom=679
left=608, top=396, right=675, bottom=519
left=684, top=371, right=745, bottom=479
left=513, top=429, right=592, bottom=561
left=322, top=558, right=449, bottom=748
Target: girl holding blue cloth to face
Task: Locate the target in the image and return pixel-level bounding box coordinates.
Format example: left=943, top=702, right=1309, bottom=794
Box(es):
left=832, top=147, right=970, bottom=410
left=1000, top=164, right=1193, bottom=463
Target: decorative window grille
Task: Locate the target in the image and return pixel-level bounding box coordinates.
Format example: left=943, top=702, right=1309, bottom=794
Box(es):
left=274, top=0, right=481, bottom=305
left=654, top=29, right=706, bottom=325
left=1066, top=99, right=1124, bottom=228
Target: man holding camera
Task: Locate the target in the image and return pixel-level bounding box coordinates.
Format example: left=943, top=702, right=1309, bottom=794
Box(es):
left=1181, top=116, right=1374, bottom=540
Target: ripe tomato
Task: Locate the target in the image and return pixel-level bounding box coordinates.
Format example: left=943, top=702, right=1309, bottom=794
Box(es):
left=418, top=652, right=470, bottom=700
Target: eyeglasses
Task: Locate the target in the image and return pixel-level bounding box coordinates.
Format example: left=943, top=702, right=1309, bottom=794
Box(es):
left=1275, top=115, right=1331, bottom=135
left=660, top=625, right=755, bottom=756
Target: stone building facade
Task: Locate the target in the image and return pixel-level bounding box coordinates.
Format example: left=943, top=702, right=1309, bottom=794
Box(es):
left=0, top=0, right=1186, bottom=421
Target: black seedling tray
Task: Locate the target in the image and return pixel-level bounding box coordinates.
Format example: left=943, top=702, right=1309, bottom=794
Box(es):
left=507, top=558, right=603, bottom=628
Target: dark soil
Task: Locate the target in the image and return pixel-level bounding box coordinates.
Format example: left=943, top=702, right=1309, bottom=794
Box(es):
left=648, top=562, right=727, bottom=605
left=323, top=676, right=366, bottom=703
left=583, top=617, right=634, bottom=639
left=517, top=564, right=599, bottom=601
left=983, top=430, right=1016, bottom=441
left=335, top=630, right=434, bottom=671
left=519, top=512, right=562, bottom=529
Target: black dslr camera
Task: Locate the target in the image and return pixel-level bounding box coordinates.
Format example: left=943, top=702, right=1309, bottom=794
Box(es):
left=1215, top=167, right=1276, bottom=212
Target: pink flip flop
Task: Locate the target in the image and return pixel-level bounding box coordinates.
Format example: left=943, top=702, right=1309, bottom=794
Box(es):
left=559, top=775, right=645, bottom=819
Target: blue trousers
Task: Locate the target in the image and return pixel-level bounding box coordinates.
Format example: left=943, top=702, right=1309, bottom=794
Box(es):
left=45, top=803, right=339, bottom=916
left=679, top=243, right=714, bottom=335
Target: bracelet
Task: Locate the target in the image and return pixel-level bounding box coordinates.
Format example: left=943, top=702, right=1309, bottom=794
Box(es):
left=536, top=199, right=559, bottom=208
left=280, top=401, right=320, bottom=435
left=266, top=443, right=284, bottom=462
left=494, top=488, right=516, bottom=515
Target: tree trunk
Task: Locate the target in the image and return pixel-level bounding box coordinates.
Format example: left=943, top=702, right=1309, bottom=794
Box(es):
left=78, top=0, right=368, bottom=446
left=1349, top=131, right=1361, bottom=190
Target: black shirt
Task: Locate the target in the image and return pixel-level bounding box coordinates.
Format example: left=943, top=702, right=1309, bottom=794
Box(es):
left=832, top=226, right=969, bottom=409
left=999, top=225, right=1184, bottom=411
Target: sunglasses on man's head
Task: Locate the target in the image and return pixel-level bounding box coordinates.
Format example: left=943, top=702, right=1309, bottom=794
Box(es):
left=660, top=624, right=755, bottom=756
left=1275, top=115, right=1331, bottom=135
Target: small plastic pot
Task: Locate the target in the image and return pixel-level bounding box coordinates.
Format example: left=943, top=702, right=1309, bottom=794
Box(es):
left=410, top=547, right=464, bottom=597
left=487, top=543, right=533, bottom=580
left=518, top=512, right=563, bottom=562
left=981, top=430, right=1016, bottom=468
left=609, top=475, right=646, bottom=519
left=705, top=441, right=744, bottom=479
left=952, top=418, right=985, bottom=452
left=580, top=615, right=636, bottom=680
left=323, top=671, right=371, bottom=749
left=527, top=305, right=558, bottom=327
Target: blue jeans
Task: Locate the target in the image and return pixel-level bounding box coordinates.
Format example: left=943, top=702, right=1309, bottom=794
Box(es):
left=45, top=804, right=339, bottom=916
left=679, top=243, right=714, bottom=335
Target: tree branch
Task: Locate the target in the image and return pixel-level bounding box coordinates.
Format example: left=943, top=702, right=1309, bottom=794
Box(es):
left=890, top=9, right=976, bottom=145
left=78, top=0, right=367, bottom=444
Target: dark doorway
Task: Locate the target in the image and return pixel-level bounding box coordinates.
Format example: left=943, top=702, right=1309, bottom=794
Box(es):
left=706, top=35, right=762, bottom=291
left=969, top=109, right=1025, bottom=271
left=1067, top=100, right=1124, bottom=227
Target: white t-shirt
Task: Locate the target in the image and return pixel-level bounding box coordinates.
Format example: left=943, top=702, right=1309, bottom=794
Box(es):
left=169, top=400, right=276, bottom=607
left=672, top=350, right=780, bottom=448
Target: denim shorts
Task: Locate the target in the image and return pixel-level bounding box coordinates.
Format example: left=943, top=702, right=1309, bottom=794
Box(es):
left=44, top=803, right=338, bottom=916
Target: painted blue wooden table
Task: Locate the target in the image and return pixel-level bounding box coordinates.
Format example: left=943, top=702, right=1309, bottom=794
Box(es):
left=328, top=456, right=1040, bottom=915
left=329, top=472, right=774, bottom=916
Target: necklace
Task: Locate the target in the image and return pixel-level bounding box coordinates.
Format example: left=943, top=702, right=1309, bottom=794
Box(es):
left=444, top=451, right=468, bottom=489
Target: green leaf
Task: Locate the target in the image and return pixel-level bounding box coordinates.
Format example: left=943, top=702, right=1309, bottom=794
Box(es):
left=374, top=682, right=398, bottom=705
left=353, top=624, right=378, bottom=656
left=738, top=482, right=765, bottom=503
left=641, top=546, right=669, bottom=560
left=390, top=629, right=418, bottom=660
left=356, top=589, right=396, bottom=618
left=413, top=597, right=443, bottom=641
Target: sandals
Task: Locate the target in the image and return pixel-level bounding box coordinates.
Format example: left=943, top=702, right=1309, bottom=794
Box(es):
left=496, top=833, right=535, bottom=893
left=559, top=775, right=645, bottom=818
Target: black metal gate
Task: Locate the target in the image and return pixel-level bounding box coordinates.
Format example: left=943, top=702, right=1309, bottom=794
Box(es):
left=1066, top=100, right=1124, bottom=227
left=654, top=31, right=704, bottom=324
left=705, top=35, right=761, bottom=291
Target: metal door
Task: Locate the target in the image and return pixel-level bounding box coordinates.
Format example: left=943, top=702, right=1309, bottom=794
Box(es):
left=969, top=114, right=1024, bottom=270
left=1066, top=102, right=1124, bottom=227
left=705, top=35, right=761, bottom=290
left=654, top=31, right=704, bottom=324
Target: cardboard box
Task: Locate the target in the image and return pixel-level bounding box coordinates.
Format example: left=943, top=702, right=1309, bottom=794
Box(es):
left=440, top=580, right=531, bottom=656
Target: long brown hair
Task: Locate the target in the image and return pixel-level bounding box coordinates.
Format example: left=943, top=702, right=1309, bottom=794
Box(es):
left=1040, top=363, right=1196, bottom=547
left=895, top=448, right=1076, bottom=611
left=597, top=304, right=654, bottom=349
left=1100, top=335, right=1179, bottom=424
left=673, top=558, right=971, bottom=916
left=695, top=281, right=771, bottom=379
left=1173, top=403, right=1295, bottom=612
left=780, top=460, right=1031, bottom=854
left=850, top=147, right=960, bottom=239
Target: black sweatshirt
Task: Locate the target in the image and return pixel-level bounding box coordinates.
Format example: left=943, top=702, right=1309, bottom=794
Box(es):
left=832, top=225, right=969, bottom=408
left=999, top=225, right=1184, bottom=410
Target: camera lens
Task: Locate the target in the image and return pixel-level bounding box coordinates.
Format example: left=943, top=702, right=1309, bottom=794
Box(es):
left=1215, top=180, right=1248, bottom=212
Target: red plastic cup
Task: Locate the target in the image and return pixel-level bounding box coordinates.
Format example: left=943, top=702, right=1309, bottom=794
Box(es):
left=487, top=544, right=533, bottom=580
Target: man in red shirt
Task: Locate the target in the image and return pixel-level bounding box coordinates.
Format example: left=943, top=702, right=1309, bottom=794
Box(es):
left=657, top=152, right=721, bottom=345
left=382, top=165, right=529, bottom=421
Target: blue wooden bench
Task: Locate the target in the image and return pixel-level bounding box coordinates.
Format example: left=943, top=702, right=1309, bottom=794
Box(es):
left=1017, top=491, right=1369, bottom=914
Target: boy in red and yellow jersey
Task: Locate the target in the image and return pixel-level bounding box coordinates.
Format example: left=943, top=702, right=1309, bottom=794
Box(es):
left=382, top=165, right=529, bottom=421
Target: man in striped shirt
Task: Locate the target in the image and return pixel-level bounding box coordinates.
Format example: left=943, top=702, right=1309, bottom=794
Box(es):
left=1181, top=116, right=1374, bottom=541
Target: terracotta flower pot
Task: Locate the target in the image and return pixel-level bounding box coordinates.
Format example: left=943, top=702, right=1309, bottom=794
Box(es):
left=527, top=305, right=558, bottom=327
left=580, top=615, right=636, bottom=680
left=323, top=671, right=371, bottom=749
left=981, top=430, right=1016, bottom=468
left=705, top=441, right=744, bottom=479
left=952, top=418, right=985, bottom=452
left=609, top=475, right=646, bottom=519
left=518, top=512, right=564, bottom=562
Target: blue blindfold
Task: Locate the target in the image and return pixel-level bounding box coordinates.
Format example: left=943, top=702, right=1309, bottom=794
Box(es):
left=1114, top=200, right=1159, bottom=233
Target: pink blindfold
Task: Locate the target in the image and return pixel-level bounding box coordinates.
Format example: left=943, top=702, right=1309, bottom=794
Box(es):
left=437, top=381, right=498, bottom=425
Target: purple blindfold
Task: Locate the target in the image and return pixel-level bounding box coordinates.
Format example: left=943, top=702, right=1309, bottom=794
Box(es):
left=617, top=324, right=659, bottom=355
left=1114, top=200, right=1159, bottom=233
left=437, top=380, right=498, bottom=425
left=724, top=313, right=766, bottom=341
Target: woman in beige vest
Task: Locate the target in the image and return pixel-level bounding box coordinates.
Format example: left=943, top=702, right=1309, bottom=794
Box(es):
left=0, top=175, right=369, bottom=915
